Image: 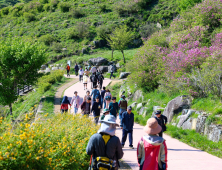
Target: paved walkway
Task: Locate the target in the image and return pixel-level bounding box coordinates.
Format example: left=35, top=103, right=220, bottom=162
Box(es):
left=62, top=77, right=222, bottom=170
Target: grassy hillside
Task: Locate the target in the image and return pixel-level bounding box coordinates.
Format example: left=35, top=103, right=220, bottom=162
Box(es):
left=0, top=0, right=202, bottom=62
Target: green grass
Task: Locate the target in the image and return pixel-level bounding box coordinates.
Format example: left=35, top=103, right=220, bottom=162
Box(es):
left=166, top=125, right=222, bottom=158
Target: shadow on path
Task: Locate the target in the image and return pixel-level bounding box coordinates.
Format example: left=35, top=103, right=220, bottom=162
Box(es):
left=168, top=148, right=204, bottom=152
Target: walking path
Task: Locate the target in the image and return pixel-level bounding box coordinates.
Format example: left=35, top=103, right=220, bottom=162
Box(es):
left=61, top=77, right=222, bottom=170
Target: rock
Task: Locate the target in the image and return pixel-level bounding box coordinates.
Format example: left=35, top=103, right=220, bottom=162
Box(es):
left=82, top=48, right=88, bottom=54
left=177, top=109, right=196, bottom=127
left=56, top=64, right=60, bottom=67
left=130, top=102, right=137, bottom=108
left=93, top=40, right=106, bottom=48
left=139, top=107, right=148, bottom=117
left=59, top=67, right=64, bottom=70
left=98, top=66, right=108, bottom=73
left=182, top=118, right=193, bottom=130
left=133, top=90, right=143, bottom=102
left=182, top=109, right=189, bottom=115
left=45, top=68, right=51, bottom=73
left=205, top=124, right=222, bottom=142
left=191, top=118, right=197, bottom=130
left=116, top=63, right=121, bottom=68
left=136, top=103, right=143, bottom=111
left=49, top=64, right=54, bottom=68
left=163, top=95, right=192, bottom=123
left=41, top=65, right=47, bottom=70
left=157, top=22, right=162, bottom=29
left=38, top=70, right=45, bottom=74
left=196, top=115, right=207, bottom=134
left=119, top=72, right=131, bottom=79
left=52, top=67, right=58, bottom=71
left=88, top=57, right=108, bottom=66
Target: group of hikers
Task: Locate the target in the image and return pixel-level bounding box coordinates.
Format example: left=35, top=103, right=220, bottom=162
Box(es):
left=60, top=79, right=168, bottom=169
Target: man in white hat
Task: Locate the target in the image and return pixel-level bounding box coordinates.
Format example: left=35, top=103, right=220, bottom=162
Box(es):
left=137, top=118, right=168, bottom=170
left=86, top=115, right=123, bottom=169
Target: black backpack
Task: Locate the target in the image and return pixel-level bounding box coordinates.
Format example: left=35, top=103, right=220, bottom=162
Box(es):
left=92, top=75, right=97, bottom=82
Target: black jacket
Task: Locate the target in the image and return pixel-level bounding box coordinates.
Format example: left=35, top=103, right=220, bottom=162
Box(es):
left=91, top=101, right=102, bottom=116
left=155, top=115, right=168, bottom=132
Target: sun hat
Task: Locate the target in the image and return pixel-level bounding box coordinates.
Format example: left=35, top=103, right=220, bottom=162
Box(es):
left=102, top=108, right=110, bottom=114
left=127, top=106, right=132, bottom=110
left=155, top=110, right=161, bottom=115
left=98, top=115, right=119, bottom=127
left=144, top=118, right=162, bottom=135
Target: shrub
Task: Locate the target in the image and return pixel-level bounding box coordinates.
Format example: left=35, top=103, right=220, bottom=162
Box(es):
left=51, top=42, right=63, bottom=53
left=139, top=23, right=158, bottom=39
left=177, top=0, right=202, bottom=11
left=23, top=2, right=43, bottom=13
left=76, top=57, right=84, bottom=64
left=59, top=2, right=70, bottom=12
left=96, top=25, right=113, bottom=40
left=23, top=12, right=36, bottom=22
left=0, top=113, right=99, bottom=169
left=69, top=8, right=85, bottom=18
left=114, top=2, right=138, bottom=16
left=38, top=82, right=52, bottom=93
left=50, top=0, right=59, bottom=8
left=40, top=0, right=49, bottom=4
left=39, top=34, right=55, bottom=46
left=43, top=4, right=50, bottom=12
left=67, top=22, right=89, bottom=40
left=1, top=7, right=10, bottom=15
left=99, top=4, right=107, bottom=13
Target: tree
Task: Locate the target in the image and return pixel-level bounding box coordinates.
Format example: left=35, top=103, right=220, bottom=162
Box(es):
left=0, top=38, right=47, bottom=115
left=107, top=25, right=134, bottom=63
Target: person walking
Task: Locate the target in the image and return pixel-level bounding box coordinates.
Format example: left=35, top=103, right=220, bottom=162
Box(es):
left=83, top=73, right=88, bottom=90
left=80, top=97, right=91, bottom=116
left=60, top=96, right=71, bottom=114
left=120, top=106, right=134, bottom=149
left=90, top=73, right=98, bottom=89
left=84, top=68, right=90, bottom=76
left=91, top=85, right=100, bottom=105
left=74, top=63, right=79, bottom=76
left=110, top=64, right=115, bottom=79
left=100, top=108, right=110, bottom=121
left=109, top=97, right=119, bottom=118
left=91, top=96, right=102, bottom=124
left=154, top=110, right=168, bottom=137
left=86, top=115, right=124, bottom=170
left=118, top=95, right=127, bottom=120
left=137, top=118, right=168, bottom=170
left=71, top=91, right=81, bottom=114
left=101, top=87, right=106, bottom=109
left=78, top=67, right=84, bottom=82
left=98, top=73, right=104, bottom=90
left=90, top=65, right=97, bottom=74
left=66, top=64, right=70, bottom=77
left=84, top=90, right=91, bottom=102
left=104, top=89, right=112, bottom=109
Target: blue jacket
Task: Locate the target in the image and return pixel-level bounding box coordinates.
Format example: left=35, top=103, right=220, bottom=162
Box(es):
left=120, top=111, right=134, bottom=131
left=91, top=89, right=100, bottom=101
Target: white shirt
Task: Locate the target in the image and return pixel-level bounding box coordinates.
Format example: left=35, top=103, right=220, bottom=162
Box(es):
left=79, top=69, right=84, bottom=75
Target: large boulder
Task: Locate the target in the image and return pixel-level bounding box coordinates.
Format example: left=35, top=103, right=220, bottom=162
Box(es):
left=52, top=67, right=59, bottom=71
left=136, top=103, right=143, bottom=111
left=133, top=90, right=143, bottom=102
left=139, top=107, right=147, bottom=117
left=177, top=109, right=196, bottom=127
left=98, top=66, right=108, bottom=73
left=182, top=118, right=193, bottom=130
left=119, top=72, right=131, bottom=79
left=163, top=95, right=192, bottom=122
left=196, top=115, right=207, bottom=134
left=204, top=124, right=222, bottom=142
left=88, top=57, right=108, bottom=66
left=130, top=102, right=137, bottom=108
left=45, top=68, right=51, bottom=73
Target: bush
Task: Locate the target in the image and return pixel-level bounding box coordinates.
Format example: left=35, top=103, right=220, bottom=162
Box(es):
left=114, top=2, right=137, bottom=16
left=99, top=4, right=107, bottom=13
left=177, top=0, right=202, bottom=11
left=51, top=42, right=63, bottom=53
left=67, top=22, right=89, bottom=40
left=50, top=0, right=59, bottom=8
left=1, top=7, right=10, bottom=15
left=69, top=8, right=85, bottom=18
left=59, top=2, right=70, bottom=12
left=76, top=57, right=84, bottom=64
left=43, top=4, right=51, bottom=12
left=139, top=23, right=158, bottom=39
left=39, top=34, right=55, bottom=46
left=40, top=0, right=49, bottom=4
left=38, top=82, right=52, bottom=93
left=96, top=25, right=113, bottom=40
left=23, top=12, right=36, bottom=22
left=0, top=114, right=99, bottom=169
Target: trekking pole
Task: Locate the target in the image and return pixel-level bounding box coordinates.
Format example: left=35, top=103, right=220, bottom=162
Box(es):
left=89, top=155, right=92, bottom=170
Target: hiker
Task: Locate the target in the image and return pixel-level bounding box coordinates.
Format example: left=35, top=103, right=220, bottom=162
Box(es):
left=71, top=91, right=81, bottom=114
left=104, top=89, right=112, bottom=109
left=74, top=63, right=79, bottom=76
left=86, top=115, right=124, bottom=170
left=154, top=110, right=168, bottom=137
left=66, top=64, right=70, bottom=77
left=78, top=67, right=84, bottom=82
left=100, top=108, right=110, bottom=121
left=137, top=118, right=168, bottom=170
left=90, top=65, right=97, bottom=74
left=98, top=73, right=104, bottom=90
left=83, top=73, right=88, bottom=90
left=120, top=106, right=134, bottom=149
left=91, top=96, right=102, bottom=124
left=60, top=96, right=71, bottom=114
left=81, top=97, right=91, bottom=116
left=91, top=85, right=100, bottom=105
left=118, top=95, right=127, bottom=120
left=90, top=73, right=98, bottom=89
left=109, top=97, right=119, bottom=118
left=101, top=87, right=106, bottom=109
left=110, top=64, right=115, bottom=79
left=84, top=90, right=91, bottom=102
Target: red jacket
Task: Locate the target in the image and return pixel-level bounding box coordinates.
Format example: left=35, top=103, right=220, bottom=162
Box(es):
left=60, top=103, right=71, bottom=110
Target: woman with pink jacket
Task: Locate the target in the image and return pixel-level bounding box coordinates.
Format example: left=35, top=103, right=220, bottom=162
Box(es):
left=71, top=91, right=81, bottom=114
left=104, top=89, right=112, bottom=109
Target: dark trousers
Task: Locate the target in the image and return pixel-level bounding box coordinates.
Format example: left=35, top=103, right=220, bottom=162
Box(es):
left=79, top=75, right=83, bottom=82
left=110, top=72, right=115, bottom=79
left=99, top=81, right=103, bottom=90
left=121, top=129, right=133, bottom=147
left=159, top=130, right=163, bottom=137
left=67, top=70, right=70, bottom=77
left=92, top=82, right=97, bottom=88
left=75, top=70, right=78, bottom=76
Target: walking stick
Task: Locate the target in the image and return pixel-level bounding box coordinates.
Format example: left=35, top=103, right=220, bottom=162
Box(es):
left=88, top=155, right=92, bottom=170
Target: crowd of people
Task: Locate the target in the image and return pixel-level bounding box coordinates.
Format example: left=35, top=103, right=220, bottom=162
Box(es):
left=61, top=63, right=168, bottom=170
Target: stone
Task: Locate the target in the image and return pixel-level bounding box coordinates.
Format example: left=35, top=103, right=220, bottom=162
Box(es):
left=163, top=95, right=192, bottom=123
left=136, top=103, right=143, bottom=111
left=56, top=64, right=60, bottom=67
left=52, top=67, right=58, bottom=71
left=116, top=63, right=121, bottom=68
left=98, top=66, right=108, bottom=73
left=139, top=107, right=147, bottom=116
left=157, top=22, right=162, bottom=29
left=205, top=124, right=222, bottom=142
left=182, top=118, right=193, bottom=130
left=177, top=110, right=195, bottom=128
left=41, top=65, right=47, bottom=70
left=38, top=70, right=45, bottom=74
left=82, top=48, right=88, bottom=54
left=49, top=64, right=54, bottom=68
left=45, top=68, right=51, bottom=73
left=191, top=118, right=197, bottom=130
left=119, top=72, right=131, bottom=79
left=88, top=57, right=108, bottom=66
left=130, top=102, right=137, bottom=108
left=196, top=115, right=207, bottom=134
left=133, top=90, right=143, bottom=102
left=182, top=109, right=189, bottom=115
left=59, top=67, right=64, bottom=70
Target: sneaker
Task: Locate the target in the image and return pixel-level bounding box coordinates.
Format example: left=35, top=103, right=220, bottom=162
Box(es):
left=129, top=146, right=134, bottom=149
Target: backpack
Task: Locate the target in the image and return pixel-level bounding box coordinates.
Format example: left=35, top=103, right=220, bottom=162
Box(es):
left=105, top=95, right=111, bottom=101
left=98, top=75, right=103, bottom=82
left=120, top=100, right=127, bottom=109
left=92, top=75, right=97, bottom=82
left=92, top=134, right=116, bottom=170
